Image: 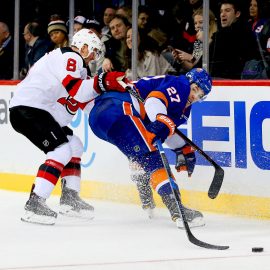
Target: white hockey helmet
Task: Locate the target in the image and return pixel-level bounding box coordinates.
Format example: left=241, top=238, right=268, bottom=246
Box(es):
left=71, top=28, right=103, bottom=60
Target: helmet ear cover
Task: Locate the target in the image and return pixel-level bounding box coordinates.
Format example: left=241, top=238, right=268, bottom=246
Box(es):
left=71, top=29, right=103, bottom=60
left=185, top=68, right=212, bottom=96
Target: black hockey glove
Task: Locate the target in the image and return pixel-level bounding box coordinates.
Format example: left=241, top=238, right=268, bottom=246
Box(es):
left=174, top=144, right=196, bottom=177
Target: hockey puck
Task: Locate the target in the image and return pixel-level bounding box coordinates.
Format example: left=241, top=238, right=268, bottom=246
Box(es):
left=252, top=247, right=264, bottom=252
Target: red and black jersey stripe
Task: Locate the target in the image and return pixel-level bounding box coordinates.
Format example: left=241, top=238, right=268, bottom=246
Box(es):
left=62, top=75, right=83, bottom=96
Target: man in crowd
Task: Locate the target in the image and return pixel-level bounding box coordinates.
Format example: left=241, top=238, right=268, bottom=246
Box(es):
left=0, top=21, right=13, bottom=79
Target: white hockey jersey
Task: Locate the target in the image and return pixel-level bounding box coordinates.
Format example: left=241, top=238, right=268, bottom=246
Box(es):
left=10, top=47, right=98, bottom=126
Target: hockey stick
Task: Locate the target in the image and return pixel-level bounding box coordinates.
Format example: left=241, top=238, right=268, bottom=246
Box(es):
left=174, top=129, right=224, bottom=199
left=155, top=140, right=229, bottom=250
left=117, top=80, right=224, bottom=199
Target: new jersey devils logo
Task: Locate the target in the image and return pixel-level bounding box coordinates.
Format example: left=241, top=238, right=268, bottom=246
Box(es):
left=57, top=96, right=79, bottom=115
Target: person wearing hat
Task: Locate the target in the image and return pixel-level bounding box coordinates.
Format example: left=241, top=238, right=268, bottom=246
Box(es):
left=73, top=15, right=86, bottom=33
left=84, top=18, right=106, bottom=76
left=48, top=20, right=69, bottom=48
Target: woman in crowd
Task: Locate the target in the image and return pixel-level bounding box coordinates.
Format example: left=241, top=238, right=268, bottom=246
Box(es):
left=172, top=8, right=217, bottom=71
left=124, top=28, right=175, bottom=80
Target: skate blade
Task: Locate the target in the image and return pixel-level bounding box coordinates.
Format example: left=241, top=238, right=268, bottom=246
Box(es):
left=175, top=217, right=205, bottom=229
left=21, top=210, right=56, bottom=225
left=143, top=207, right=155, bottom=219
left=59, top=205, right=94, bottom=220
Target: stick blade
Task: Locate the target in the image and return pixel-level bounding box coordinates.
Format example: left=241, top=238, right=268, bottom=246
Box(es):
left=208, top=166, right=224, bottom=199
left=188, top=233, right=229, bottom=250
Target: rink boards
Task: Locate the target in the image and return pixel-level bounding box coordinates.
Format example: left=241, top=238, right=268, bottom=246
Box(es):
left=0, top=80, right=270, bottom=218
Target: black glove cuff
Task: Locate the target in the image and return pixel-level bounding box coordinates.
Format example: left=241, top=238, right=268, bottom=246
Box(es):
left=97, top=72, right=107, bottom=92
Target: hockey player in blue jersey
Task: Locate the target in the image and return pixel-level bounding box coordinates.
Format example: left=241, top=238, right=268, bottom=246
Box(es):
left=89, top=68, right=212, bottom=228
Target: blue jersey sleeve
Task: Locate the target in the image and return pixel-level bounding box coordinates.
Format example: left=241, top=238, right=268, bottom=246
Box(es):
left=134, top=75, right=191, bottom=124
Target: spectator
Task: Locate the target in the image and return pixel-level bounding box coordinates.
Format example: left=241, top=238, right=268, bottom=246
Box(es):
left=166, top=1, right=197, bottom=55
left=20, top=22, right=53, bottom=79
left=101, top=6, right=116, bottom=38
left=209, top=0, right=259, bottom=79
left=248, top=0, right=270, bottom=36
left=172, top=8, right=217, bottom=72
left=85, top=18, right=107, bottom=42
left=189, top=0, right=203, bottom=14
left=125, top=28, right=175, bottom=80
left=138, top=6, right=168, bottom=51
left=48, top=20, right=69, bottom=48
left=259, top=17, right=270, bottom=55
left=0, top=22, right=13, bottom=79
left=138, top=7, right=149, bottom=31
left=116, top=5, right=132, bottom=24
left=67, top=15, right=86, bottom=34
left=102, top=14, right=131, bottom=72
left=84, top=19, right=106, bottom=76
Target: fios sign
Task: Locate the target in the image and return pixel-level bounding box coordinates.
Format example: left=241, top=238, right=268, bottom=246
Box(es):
left=186, top=85, right=270, bottom=171
left=69, top=84, right=270, bottom=172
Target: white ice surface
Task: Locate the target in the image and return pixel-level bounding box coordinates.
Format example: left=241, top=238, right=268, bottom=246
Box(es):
left=0, top=189, right=270, bottom=270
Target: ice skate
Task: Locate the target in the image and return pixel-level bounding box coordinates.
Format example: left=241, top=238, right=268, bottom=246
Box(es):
left=21, top=192, right=57, bottom=225
left=60, top=179, right=94, bottom=220
left=161, top=193, right=205, bottom=228
left=134, top=174, right=156, bottom=219
left=142, top=201, right=156, bottom=219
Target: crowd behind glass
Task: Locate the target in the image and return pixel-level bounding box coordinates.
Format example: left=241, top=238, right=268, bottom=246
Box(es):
left=0, top=0, right=270, bottom=81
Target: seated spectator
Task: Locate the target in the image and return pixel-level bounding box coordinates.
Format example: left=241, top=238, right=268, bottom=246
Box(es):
left=124, top=28, right=175, bottom=80
left=164, top=1, right=197, bottom=60
left=259, top=18, right=270, bottom=55
left=101, top=6, right=116, bottom=38
left=189, top=0, right=203, bottom=14
left=102, top=14, right=131, bottom=72
left=20, top=22, right=53, bottom=79
left=137, top=6, right=168, bottom=51
left=248, top=0, right=269, bottom=35
left=116, top=5, right=132, bottom=24
left=0, top=21, right=13, bottom=79
left=209, top=0, right=259, bottom=79
left=48, top=19, right=69, bottom=48
left=84, top=19, right=106, bottom=76
left=68, top=15, right=86, bottom=34
left=171, top=8, right=217, bottom=72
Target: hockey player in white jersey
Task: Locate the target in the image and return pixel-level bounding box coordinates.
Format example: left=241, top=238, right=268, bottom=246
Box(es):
left=9, top=29, right=129, bottom=225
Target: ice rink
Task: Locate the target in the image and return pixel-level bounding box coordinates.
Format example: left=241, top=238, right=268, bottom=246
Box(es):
left=0, top=189, right=270, bottom=270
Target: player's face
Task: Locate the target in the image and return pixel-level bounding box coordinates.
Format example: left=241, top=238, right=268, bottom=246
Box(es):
left=188, top=83, right=205, bottom=104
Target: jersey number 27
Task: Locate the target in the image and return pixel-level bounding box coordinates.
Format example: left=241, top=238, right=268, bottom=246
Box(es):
left=167, top=87, right=180, bottom=102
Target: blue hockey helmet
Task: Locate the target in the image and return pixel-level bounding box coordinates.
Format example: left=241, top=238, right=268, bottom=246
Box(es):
left=186, top=68, right=212, bottom=96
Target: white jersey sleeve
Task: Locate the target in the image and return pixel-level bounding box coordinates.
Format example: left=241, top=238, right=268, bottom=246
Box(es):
left=57, top=49, right=98, bottom=103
